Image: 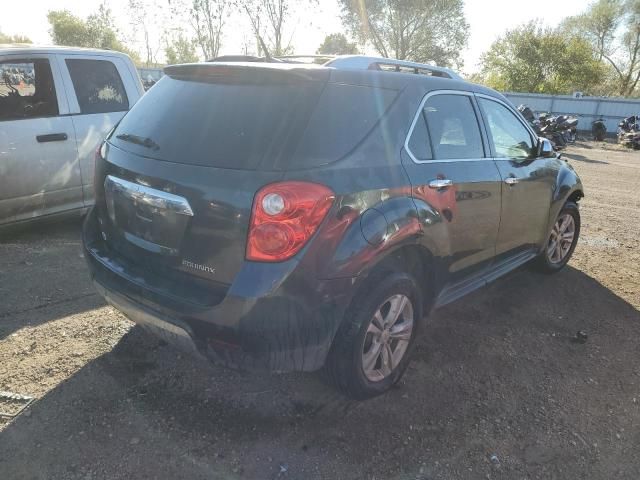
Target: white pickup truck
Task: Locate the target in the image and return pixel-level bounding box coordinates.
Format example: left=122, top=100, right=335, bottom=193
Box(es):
left=0, top=45, right=144, bottom=226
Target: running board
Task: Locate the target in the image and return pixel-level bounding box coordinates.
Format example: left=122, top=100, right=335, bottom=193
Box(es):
left=434, top=251, right=537, bottom=309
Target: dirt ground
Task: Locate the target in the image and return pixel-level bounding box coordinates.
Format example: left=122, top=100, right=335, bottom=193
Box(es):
left=0, top=142, right=639, bottom=480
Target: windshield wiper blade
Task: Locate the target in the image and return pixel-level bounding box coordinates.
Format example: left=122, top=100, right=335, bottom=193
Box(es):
left=116, top=133, right=160, bottom=151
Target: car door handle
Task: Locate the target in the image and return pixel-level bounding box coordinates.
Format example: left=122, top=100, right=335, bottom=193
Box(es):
left=428, top=179, right=453, bottom=189
left=36, top=133, right=68, bottom=143
left=504, top=177, right=519, bottom=186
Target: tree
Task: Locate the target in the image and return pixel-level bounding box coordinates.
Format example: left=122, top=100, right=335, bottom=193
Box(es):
left=478, top=22, right=605, bottom=94
left=47, top=5, right=140, bottom=62
left=165, top=34, right=199, bottom=64
left=0, top=31, right=32, bottom=44
left=338, top=0, right=468, bottom=67
left=317, top=33, right=359, bottom=55
left=239, top=0, right=316, bottom=57
left=190, top=0, right=227, bottom=60
left=562, top=0, right=622, bottom=62
left=563, top=0, right=640, bottom=96
left=128, top=0, right=165, bottom=66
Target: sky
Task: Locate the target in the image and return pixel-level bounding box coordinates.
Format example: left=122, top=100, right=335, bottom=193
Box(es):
left=2, top=0, right=590, bottom=73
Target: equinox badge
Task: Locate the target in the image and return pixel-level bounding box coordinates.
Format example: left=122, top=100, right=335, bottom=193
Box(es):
left=182, top=259, right=216, bottom=275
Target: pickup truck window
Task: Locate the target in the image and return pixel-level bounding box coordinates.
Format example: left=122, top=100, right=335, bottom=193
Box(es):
left=65, top=59, right=129, bottom=114
left=0, top=59, right=58, bottom=121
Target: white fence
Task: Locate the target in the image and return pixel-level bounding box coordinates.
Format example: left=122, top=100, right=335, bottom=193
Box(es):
left=503, top=92, right=640, bottom=134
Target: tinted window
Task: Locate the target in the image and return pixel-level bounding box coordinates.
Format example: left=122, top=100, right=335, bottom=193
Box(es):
left=293, top=84, right=397, bottom=167
left=479, top=98, right=534, bottom=159
left=111, top=76, right=321, bottom=170
left=66, top=59, right=128, bottom=114
left=0, top=59, right=58, bottom=121
left=111, top=76, right=397, bottom=170
left=422, top=94, right=484, bottom=160
left=407, top=111, right=432, bottom=161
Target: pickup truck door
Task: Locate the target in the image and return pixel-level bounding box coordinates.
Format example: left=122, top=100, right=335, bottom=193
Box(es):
left=475, top=95, right=556, bottom=261
left=55, top=54, right=142, bottom=205
left=0, top=54, right=81, bottom=225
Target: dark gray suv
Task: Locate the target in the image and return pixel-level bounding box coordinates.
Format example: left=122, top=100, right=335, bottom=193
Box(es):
left=83, top=56, right=583, bottom=399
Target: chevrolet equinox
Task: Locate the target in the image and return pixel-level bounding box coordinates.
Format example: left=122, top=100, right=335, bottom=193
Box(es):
left=83, top=56, right=583, bottom=399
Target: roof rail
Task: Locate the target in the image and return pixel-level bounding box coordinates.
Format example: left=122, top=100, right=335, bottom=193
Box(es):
left=323, top=55, right=462, bottom=80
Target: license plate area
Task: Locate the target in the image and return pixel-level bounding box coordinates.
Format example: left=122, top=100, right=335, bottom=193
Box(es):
left=104, top=175, right=193, bottom=255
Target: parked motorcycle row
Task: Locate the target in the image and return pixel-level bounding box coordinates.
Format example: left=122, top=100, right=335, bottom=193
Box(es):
left=617, top=115, right=640, bottom=150
left=517, top=105, right=579, bottom=151
left=0, top=65, right=35, bottom=86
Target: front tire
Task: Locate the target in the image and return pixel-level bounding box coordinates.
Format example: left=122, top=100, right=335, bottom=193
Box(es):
left=324, top=272, right=423, bottom=400
left=537, top=201, right=580, bottom=273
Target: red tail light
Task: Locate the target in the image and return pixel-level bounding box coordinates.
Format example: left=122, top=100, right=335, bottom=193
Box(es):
left=246, top=181, right=335, bottom=262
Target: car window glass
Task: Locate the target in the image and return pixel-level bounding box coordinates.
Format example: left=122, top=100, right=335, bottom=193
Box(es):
left=66, top=59, right=128, bottom=114
left=423, top=94, right=484, bottom=160
left=479, top=98, right=534, bottom=159
left=0, top=59, right=58, bottom=121
left=407, top=111, right=432, bottom=161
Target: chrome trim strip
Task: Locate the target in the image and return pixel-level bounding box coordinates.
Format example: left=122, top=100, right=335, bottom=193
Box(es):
left=104, top=175, right=194, bottom=217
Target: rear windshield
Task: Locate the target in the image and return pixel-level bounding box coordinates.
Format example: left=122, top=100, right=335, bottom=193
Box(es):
left=110, top=74, right=397, bottom=170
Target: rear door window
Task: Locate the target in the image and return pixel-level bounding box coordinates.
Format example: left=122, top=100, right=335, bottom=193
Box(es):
left=0, top=59, right=59, bottom=120
left=407, top=110, right=433, bottom=161
left=422, top=94, right=484, bottom=160
left=66, top=59, right=129, bottom=114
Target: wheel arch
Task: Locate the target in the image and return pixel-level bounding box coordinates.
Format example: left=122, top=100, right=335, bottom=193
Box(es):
left=547, top=162, right=584, bottom=235
left=353, top=242, right=438, bottom=314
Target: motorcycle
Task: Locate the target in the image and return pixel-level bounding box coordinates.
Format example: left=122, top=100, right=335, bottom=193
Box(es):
left=519, top=105, right=579, bottom=151
left=591, top=118, right=607, bottom=141
left=617, top=115, right=640, bottom=149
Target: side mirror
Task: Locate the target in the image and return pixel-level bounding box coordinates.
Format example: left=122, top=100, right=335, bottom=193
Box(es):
left=539, top=137, right=555, bottom=158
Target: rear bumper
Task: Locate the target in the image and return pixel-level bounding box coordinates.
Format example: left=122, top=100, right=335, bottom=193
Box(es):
left=83, top=208, right=355, bottom=372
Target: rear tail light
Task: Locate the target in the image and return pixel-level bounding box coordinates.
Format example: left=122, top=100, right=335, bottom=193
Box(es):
left=246, top=181, right=335, bottom=262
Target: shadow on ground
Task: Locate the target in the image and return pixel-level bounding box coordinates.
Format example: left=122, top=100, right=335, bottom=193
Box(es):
left=562, top=152, right=609, bottom=165
left=1, top=266, right=639, bottom=480
left=0, top=217, right=104, bottom=340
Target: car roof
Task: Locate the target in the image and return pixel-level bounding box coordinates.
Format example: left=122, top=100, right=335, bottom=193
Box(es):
left=0, top=44, right=132, bottom=60
left=172, top=60, right=502, bottom=96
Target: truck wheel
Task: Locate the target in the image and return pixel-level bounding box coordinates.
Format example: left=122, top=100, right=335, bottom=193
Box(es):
left=537, top=201, right=580, bottom=273
left=324, top=272, right=423, bottom=400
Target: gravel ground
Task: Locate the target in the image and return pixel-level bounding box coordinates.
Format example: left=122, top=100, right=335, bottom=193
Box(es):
left=0, top=142, right=639, bottom=480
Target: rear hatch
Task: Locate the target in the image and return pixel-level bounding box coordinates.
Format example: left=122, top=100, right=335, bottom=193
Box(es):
left=93, top=63, right=399, bottom=299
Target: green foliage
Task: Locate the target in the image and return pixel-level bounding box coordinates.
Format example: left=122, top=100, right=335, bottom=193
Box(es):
left=0, top=31, right=32, bottom=44
left=238, top=0, right=316, bottom=57
left=338, top=0, right=468, bottom=67
left=191, top=0, right=227, bottom=59
left=478, top=22, right=605, bottom=94
left=562, top=0, right=640, bottom=96
left=165, top=35, right=200, bottom=64
left=47, top=6, right=140, bottom=63
left=317, top=33, right=358, bottom=55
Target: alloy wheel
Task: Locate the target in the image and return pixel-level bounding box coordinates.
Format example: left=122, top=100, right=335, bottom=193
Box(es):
left=361, top=294, right=414, bottom=382
left=547, top=213, right=576, bottom=264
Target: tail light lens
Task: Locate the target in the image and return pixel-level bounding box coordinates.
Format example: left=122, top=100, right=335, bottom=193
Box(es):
left=246, top=181, right=335, bottom=262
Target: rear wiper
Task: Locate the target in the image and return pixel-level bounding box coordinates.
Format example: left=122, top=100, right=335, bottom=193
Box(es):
left=116, top=133, right=160, bottom=151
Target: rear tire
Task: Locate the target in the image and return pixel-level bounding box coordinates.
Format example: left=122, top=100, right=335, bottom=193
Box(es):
left=536, top=201, right=580, bottom=273
left=324, top=272, right=423, bottom=400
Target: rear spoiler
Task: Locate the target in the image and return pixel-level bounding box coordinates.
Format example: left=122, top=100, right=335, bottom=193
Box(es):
left=163, top=63, right=330, bottom=84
